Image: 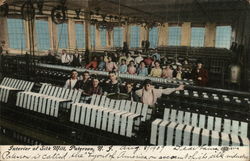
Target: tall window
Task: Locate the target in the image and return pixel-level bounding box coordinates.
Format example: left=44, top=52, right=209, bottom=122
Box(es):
left=90, top=25, right=96, bottom=48
left=57, top=23, right=68, bottom=49
left=35, top=20, right=50, bottom=50
left=7, top=18, right=26, bottom=49
left=168, top=26, right=181, bottom=46
left=191, top=27, right=205, bottom=47
left=130, top=25, right=140, bottom=48
left=75, top=23, right=85, bottom=49
left=113, top=27, right=123, bottom=47
left=149, top=27, right=158, bottom=48
left=215, top=26, right=232, bottom=49
left=100, top=28, right=107, bottom=47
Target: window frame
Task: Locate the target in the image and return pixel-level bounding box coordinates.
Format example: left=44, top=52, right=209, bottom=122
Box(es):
left=7, top=18, right=27, bottom=50
left=129, top=25, right=140, bottom=48
left=113, top=26, right=124, bottom=48
left=168, top=26, right=182, bottom=46
left=190, top=27, right=205, bottom=47
left=99, top=28, right=107, bottom=48
left=75, top=21, right=86, bottom=49
left=35, top=18, right=51, bottom=51
left=215, top=25, right=232, bottom=49
left=149, top=27, right=159, bottom=48
left=57, top=23, right=69, bottom=49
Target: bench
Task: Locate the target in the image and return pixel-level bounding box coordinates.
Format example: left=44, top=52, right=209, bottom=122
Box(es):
left=90, top=94, right=150, bottom=121
left=70, top=103, right=141, bottom=137
left=0, top=77, right=34, bottom=103
left=150, top=118, right=249, bottom=146
left=163, top=108, right=249, bottom=138
left=16, top=83, right=82, bottom=117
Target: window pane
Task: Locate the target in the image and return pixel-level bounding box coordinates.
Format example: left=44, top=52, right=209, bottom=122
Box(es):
left=57, top=23, right=68, bottom=49
left=130, top=25, right=140, bottom=48
left=168, top=26, right=181, bottom=46
left=100, top=28, right=107, bottom=47
left=113, top=27, right=123, bottom=47
left=191, top=27, right=205, bottom=47
left=75, top=23, right=85, bottom=49
left=149, top=27, right=158, bottom=48
left=7, top=18, right=26, bottom=49
left=215, top=26, right=232, bottom=49
left=35, top=20, right=50, bottom=50
left=90, top=25, right=96, bottom=48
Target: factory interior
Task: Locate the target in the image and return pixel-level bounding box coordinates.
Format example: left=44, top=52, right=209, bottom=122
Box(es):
left=0, top=0, right=249, bottom=146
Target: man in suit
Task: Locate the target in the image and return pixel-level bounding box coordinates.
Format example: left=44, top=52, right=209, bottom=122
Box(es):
left=75, top=71, right=92, bottom=94
left=71, top=49, right=81, bottom=67
left=104, top=71, right=121, bottom=94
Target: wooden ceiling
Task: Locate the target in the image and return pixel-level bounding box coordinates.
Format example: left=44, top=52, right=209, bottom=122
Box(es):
left=1, top=0, right=250, bottom=23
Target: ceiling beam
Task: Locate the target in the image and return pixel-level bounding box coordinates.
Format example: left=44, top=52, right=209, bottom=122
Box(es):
left=101, top=0, right=163, bottom=18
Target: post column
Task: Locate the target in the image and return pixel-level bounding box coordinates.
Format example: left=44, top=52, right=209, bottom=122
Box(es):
left=84, top=12, right=91, bottom=50
left=0, top=17, right=8, bottom=48
left=181, top=22, right=191, bottom=46
left=205, top=23, right=216, bottom=47
left=158, top=23, right=168, bottom=46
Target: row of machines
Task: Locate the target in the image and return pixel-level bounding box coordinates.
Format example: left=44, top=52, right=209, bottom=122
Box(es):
left=33, top=64, right=250, bottom=140
left=151, top=108, right=249, bottom=146
left=0, top=77, right=149, bottom=145
left=0, top=77, right=249, bottom=145
left=157, top=87, right=250, bottom=123
left=35, top=64, right=249, bottom=119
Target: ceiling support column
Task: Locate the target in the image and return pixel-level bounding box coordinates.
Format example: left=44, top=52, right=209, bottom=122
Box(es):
left=205, top=23, right=216, bottom=47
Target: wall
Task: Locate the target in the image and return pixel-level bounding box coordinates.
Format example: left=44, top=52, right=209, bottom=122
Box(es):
left=0, top=15, right=230, bottom=55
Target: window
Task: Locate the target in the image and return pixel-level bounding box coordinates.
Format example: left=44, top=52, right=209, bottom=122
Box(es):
left=149, top=27, right=158, bottom=48
left=191, top=27, right=205, bottom=47
left=75, top=23, right=85, bottom=49
left=113, top=27, right=123, bottom=47
left=57, top=23, right=68, bottom=49
left=35, top=20, right=50, bottom=50
left=7, top=18, right=26, bottom=49
left=100, top=28, right=107, bottom=47
left=90, top=25, right=96, bottom=48
left=168, top=26, right=181, bottom=46
left=130, top=25, right=140, bottom=48
left=215, top=26, right=232, bottom=49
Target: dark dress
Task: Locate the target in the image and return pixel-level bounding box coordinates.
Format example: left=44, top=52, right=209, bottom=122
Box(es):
left=122, top=42, right=129, bottom=53
left=191, top=68, right=208, bottom=86
left=71, top=54, right=81, bottom=67
left=75, top=79, right=91, bottom=91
